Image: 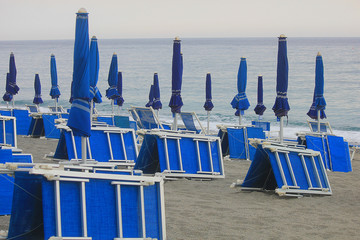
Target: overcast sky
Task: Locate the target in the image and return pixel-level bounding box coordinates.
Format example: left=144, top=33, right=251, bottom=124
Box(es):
left=0, top=0, right=359, bottom=40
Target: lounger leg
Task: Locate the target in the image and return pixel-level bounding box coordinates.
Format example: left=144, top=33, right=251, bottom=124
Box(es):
left=81, top=181, right=88, bottom=237
left=140, top=185, right=146, bottom=238
left=176, top=139, right=184, bottom=171
left=120, top=133, right=128, bottom=161
left=71, top=131, right=78, bottom=159
left=274, top=152, right=288, bottom=187
left=55, top=180, right=62, bottom=237
left=284, top=153, right=298, bottom=187
left=195, top=140, right=203, bottom=172
left=106, top=132, right=114, bottom=161
left=310, top=156, right=323, bottom=188
left=115, top=185, right=123, bottom=238
left=163, top=137, right=171, bottom=171
left=299, top=154, right=313, bottom=188
left=207, top=141, right=214, bottom=173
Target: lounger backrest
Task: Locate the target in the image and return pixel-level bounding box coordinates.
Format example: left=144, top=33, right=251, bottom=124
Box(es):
left=180, top=112, right=197, bottom=132
left=26, top=105, right=39, bottom=113
left=307, top=120, right=333, bottom=134
left=251, top=121, right=270, bottom=131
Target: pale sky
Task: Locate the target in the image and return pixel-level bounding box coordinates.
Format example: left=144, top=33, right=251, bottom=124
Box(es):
left=0, top=0, right=359, bottom=40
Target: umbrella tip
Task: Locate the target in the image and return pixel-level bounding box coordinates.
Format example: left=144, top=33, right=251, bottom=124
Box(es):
left=317, top=51, right=322, bottom=56
left=258, top=74, right=263, bottom=77
left=10, top=52, right=14, bottom=55
left=92, top=36, right=97, bottom=39
left=175, top=36, right=180, bottom=40
left=113, top=52, right=117, bottom=55
left=241, top=57, right=246, bottom=60
left=279, top=34, right=286, bottom=38
left=78, top=8, right=87, bottom=13
left=154, top=72, right=158, bottom=75
left=51, top=53, right=55, bottom=57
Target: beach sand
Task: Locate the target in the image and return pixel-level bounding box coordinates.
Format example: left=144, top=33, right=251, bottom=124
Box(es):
left=1, top=136, right=359, bottom=239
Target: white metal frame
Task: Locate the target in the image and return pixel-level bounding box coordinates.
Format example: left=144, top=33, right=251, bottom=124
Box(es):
left=0, top=115, right=17, bottom=148
left=307, top=119, right=333, bottom=134
left=129, top=106, right=164, bottom=130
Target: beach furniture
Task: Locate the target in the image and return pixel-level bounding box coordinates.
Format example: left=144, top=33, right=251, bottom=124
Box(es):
left=297, top=132, right=352, bottom=172
left=307, top=119, right=333, bottom=134
left=135, top=129, right=225, bottom=179
left=54, top=124, right=138, bottom=165
left=13, top=108, right=33, bottom=135
left=0, top=148, right=33, bottom=215
left=0, top=115, right=17, bottom=148
left=217, top=124, right=266, bottom=161
left=236, top=140, right=332, bottom=197
left=129, top=106, right=170, bottom=130
left=6, top=164, right=166, bottom=239
left=180, top=111, right=206, bottom=134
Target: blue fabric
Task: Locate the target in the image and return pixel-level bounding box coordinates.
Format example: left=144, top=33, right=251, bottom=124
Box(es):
left=152, top=73, right=162, bottom=110
left=3, top=73, right=13, bottom=102
left=13, top=109, right=32, bottom=135
left=231, top=57, right=250, bottom=115
left=50, top=55, right=61, bottom=99
left=43, top=114, right=61, bottom=139
left=115, top=71, right=124, bottom=106
left=254, top=75, right=266, bottom=115
left=89, top=36, right=102, bottom=103
left=181, top=112, right=198, bottom=132
left=327, top=135, right=352, bottom=172
left=204, top=73, right=214, bottom=111
left=67, top=11, right=91, bottom=137
left=135, top=135, right=160, bottom=173
left=305, top=135, right=330, bottom=169
left=28, top=117, right=44, bottom=137
left=32, top=74, right=43, bottom=104
left=136, top=108, right=159, bottom=129
left=169, top=39, right=183, bottom=113
left=251, top=121, right=271, bottom=131
left=8, top=53, right=20, bottom=95
left=145, top=84, right=154, bottom=107
left=307, top=54, right=326, bottom=119
left=106, top=54, right=120, bottom=100
left=7, top=172, right=44, bottom=240
left=272, top=36, right=290, bottom=117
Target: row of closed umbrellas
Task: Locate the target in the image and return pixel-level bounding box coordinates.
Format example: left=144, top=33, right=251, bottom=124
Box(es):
left=2, top=9, right=327, bottom=144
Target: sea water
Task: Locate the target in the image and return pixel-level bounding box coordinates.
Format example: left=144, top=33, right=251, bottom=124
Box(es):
left=0, top=38, right=359, bottom=143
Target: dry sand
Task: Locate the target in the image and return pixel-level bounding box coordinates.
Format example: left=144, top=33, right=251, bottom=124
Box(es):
left=1, top=136, right=359, bottom=239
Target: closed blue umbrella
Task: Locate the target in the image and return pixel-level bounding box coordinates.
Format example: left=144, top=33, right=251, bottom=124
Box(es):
left=231, top=57, right=250, bottom=124
left=272, top=34, right=290, bottom=143
left=49, top=54, right=61, bottom=99
left=307, top=52, right=326, bottom=120
left=33, top=74, right=43, bottom=104
left=89, top=36, right=102, bottom=104
left=168, top=37, right=183, bottom=114
left=145, top=84, right=154, bottom=107
left=115, top=71, right=124, bottom=106
left=8, top=52, right=19, bottom=95
left=152, top=73, right=162, bottom=110
left=203, top=73, right=214, bottom=111
left=254, top=75, right=266, bottom=116
left=106, top=53, right=120, bottom=100
left=3, top=73, right=13, bottom=102
left=67, top=8, right=91, bottom=139
left=204, top=73, right=214, bottom=134
left=272, top=35, right=290, bottom=118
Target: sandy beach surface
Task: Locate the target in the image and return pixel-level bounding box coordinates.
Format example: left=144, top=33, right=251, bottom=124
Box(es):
left=1, top=136, right=359, bottom=240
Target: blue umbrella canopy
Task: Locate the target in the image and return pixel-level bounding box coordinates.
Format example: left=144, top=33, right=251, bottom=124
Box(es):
left=67, top=8, right=91, bottom=137
left=231, top=57, right=250, bottom=116
left=49, top=54, right=61, bottom=99
left=145, top=84, right=154, bottom=107
left=89, top=36, right=102, bottom=104
left=272, top=35, right=290, bottom=117
left=33, top=74, right=43, bottom=104
left=254, top=75, right=266, bottom=115
left=106, top=53, right=120, bottom=100
left=307, top=52, right=326, bottom=119
left=168, top=37, right=183, bottom=113
left=3, top=73, right=13, bottom=102
left=115, top=71, right=124, bottom=106
left=203, top=73, right=214, bottom=111
left=152, top=73, right=162, bottom=110
left=8, top=52, right=19, bottom=95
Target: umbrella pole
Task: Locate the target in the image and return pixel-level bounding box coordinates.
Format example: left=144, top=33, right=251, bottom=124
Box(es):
left=207, top=111, right=210, bottom=135
left=157, top=110, right=159, bottom=128
left=174, top=113, right=177, bottom=131
left=90, top=99, right=93, bottom=126
left=279, top=116, right=284, bottom=144
left=111, top=100, right=115, bottom=125
left=6, top=102, right=9, bottom=108
left=12, top=97, right=15, bottom=108
left=317, top=110, right=320, bottom=132
left=239, top=114, right=242, bottom=126
left=81, top=136, right=87, bottom=164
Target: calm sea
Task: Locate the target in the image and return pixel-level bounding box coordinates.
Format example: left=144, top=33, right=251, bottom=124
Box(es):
left=0, top=38, right=359, bottom=143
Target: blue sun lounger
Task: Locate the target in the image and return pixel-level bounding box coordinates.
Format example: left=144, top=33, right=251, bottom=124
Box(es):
left=236, top=140, right=332, bottom=197
left=6, top=166, right=166, bottom=239
left=307, top=119, right=333, bottom=134
left=217, top=124, right=266, bottom=160
left=42, top=113, right=69, bottom=139
left=0, top=148, right=33, bottom=215
left=54, top=125, right=138, bottom=165
left=129, top=106, right=171, bottom=130
left=12, top=108, right=33, bottom=135
left=180, top=111, right=206, bottom=134
left=0, top=115, right=17, bottom=148
left=135, top=129, right=225, bottom=179
left=297, top=132, right=352, bottom=172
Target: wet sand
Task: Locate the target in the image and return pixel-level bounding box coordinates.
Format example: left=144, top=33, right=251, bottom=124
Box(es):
left=1, top=136, right=359, bottom=239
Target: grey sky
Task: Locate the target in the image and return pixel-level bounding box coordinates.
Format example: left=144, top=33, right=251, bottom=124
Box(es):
left=1, top=0, right=359, bottom=40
